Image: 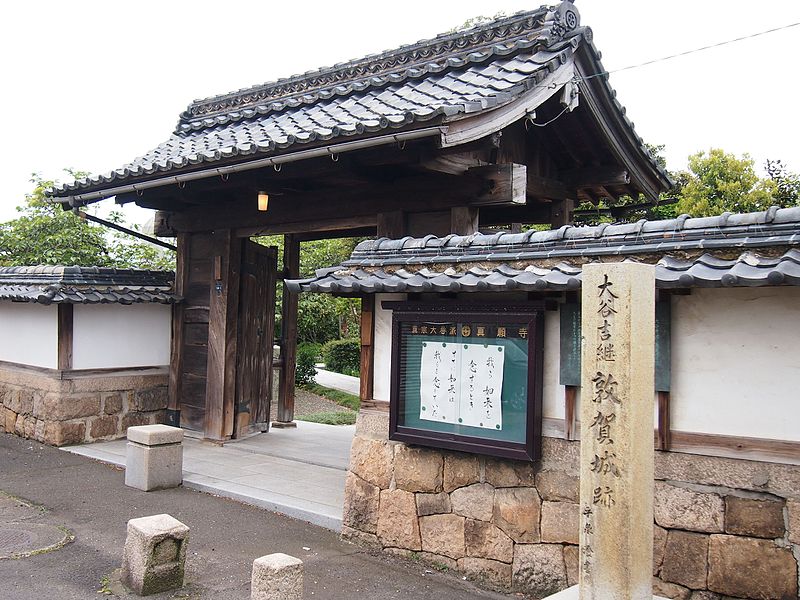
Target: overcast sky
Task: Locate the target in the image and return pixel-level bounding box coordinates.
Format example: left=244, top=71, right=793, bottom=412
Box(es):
left=1, top=1, right=798, bottom=224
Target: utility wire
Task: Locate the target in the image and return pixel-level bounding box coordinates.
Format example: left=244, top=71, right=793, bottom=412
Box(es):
left=527, top=20, right=800, bottom=126
left=583, top=21, right=800, bottom=82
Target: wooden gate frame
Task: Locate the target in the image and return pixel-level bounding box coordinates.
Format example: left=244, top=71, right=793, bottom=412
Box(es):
left=167, top=231, right=296, bottom=441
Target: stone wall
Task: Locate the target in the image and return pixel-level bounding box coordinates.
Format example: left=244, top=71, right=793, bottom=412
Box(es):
left=343, top=410, right=800, bottom=600
left=0, top=364, right=168, bottom=446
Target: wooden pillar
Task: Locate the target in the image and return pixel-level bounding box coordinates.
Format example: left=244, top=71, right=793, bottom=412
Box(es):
left=275, top=234, right=300, bottom=425
left=377, top=211, right=406, bottom=238
left=167, top=233, right=188, bottom=426
left=57, top=303, right=73, bottom=371
left=359, top=296, right=375, bottom=405
left=450, top=206, right=479, bottom=235
left=657, top=391, right=671, bottom=450
left=204, top=230, right=241, bottom=441
left=564, top=384, right=578, bottom=441
left=550, top=198, right=575, bottom=228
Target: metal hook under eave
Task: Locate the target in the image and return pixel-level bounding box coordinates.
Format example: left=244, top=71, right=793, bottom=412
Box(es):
left=524, top=110, right=536, bottom=131
left=274, top=163, right=282, bottom=172
left=392, top=134, right=406, bottom=150
left=132, top=184, right=143, bottom=197
left=330, top=152, right=339, bottom=162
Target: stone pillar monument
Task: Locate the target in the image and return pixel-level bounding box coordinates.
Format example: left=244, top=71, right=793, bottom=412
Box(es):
left=578, top=262, right=655, bottom=600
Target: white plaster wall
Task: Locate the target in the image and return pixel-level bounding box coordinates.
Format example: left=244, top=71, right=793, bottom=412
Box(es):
left=542, top=309, right=564, bottom=420
left=671, top=287, right=800, bottom=441
left=0, top=303, right=58, bottom=368
left=72, top=303, right=171, bottom=369
left=373, top=293, right=406, bottom=401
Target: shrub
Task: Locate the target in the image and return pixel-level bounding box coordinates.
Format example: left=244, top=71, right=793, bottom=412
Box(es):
left=322, top=338, right=360, bottom=377
left=295, top=342, right=320, bottom=386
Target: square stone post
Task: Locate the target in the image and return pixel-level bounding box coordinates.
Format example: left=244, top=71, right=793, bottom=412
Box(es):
left=125, top=425, right=183, bottom=491
left=578, top=262, right=655, bottom=600
left=251, top=553, right=303, bottom=600
left=121, top=514, right=189, bottom=595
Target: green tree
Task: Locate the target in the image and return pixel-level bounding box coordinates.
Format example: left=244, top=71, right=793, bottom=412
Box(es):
left=0, top=172, right=176, bottom=270
left=765, top=159, right=800, bottom=207
left=675, top=149, right=776, bottom=217
left=253, top=234, right=362, bottom=344
left=0, top=173, right=112, bottom=267
left=105, top=210, right=176, bottom=270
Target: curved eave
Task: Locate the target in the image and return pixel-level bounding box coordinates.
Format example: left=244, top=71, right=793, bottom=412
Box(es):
left=573, top=43, right=673, bottom=200
left=49, top=123, right=448, bottom=205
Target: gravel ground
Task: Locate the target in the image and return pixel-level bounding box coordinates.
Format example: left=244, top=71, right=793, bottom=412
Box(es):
left=269, top=386, right=354, bottom=421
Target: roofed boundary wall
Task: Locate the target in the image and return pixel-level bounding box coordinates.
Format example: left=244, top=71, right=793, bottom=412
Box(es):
left=0, top=266, right=176, bottom=445
left=293, top=209, right=800, bottom=599
left=345, top=408, right=800, bottom=599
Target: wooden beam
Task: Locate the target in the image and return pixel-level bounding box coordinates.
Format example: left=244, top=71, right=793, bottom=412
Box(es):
left=469, top=163, right=527, bottom=206
left=669, top=430, right=800, bottom=466
left=359, top=296, right=375, bottom=404
left=479, top=203, right=552, bottom=227
left=560, top=166, right=630, bottom=188
left=420, top=151, right=488, bottom=175
left=154, top=179, right=485, bottom=236
left=204, top=229, right=241, bottom=441
left=236, top=215, right=376, bottom=239
left=527, top=173, right=576, bottom=201
left=167, top=233, right=189, bottom=425
left=276, top=234, right=300, bottom=424
left=450, top=206, right=479, bottom=235
left=293, top=226, right=376, bottom=242
left=57, top=304, right=73, bottom=371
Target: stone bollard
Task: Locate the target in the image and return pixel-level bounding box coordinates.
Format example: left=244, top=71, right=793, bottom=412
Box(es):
left=251, top=553, right=303, bottom=600
left=121, top=514, right=189, bottom=596
left=125, top=424, right=183, bottom=491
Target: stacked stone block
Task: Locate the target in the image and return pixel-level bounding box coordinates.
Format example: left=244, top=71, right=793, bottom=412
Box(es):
left=0, top=365, right=168, bottom=446
left=343, top=411, right=800, bottom=600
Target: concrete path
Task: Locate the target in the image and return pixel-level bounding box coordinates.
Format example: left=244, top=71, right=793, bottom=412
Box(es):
left=63, top=420, right=354, bottom=531
left=0, top=433, right=516, bottom=600
left=314, top=367, right=360, bottom=395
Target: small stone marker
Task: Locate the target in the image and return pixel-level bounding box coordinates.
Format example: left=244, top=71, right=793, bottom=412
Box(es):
left=544, top=262, right=664, bottom=600
left=125, top=424, right=183, bottom=491
left=251, top=553, right=304, bottom=600
left=121, top=513, right=189, bottom=596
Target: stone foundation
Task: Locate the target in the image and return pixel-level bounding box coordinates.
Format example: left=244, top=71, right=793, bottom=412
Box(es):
left=344, top=410, right=800, bottom=600
left=0, top=363, right=168, bottom=446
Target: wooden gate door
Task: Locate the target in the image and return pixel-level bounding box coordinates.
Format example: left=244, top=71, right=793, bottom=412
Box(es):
left=234, top=240, right=278, bottom=437
left=172, top=232, right=213, bottom=433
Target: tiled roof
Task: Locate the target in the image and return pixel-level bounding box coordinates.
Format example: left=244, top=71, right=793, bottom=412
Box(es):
left=0, top=266, right=179, bottom=305
left=51, top=2, right=666, bottom=198
left=286, top=207, right=800, bottom=293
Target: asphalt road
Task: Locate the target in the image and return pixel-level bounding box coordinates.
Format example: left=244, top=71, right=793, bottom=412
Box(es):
left=0, top=433, right=524, bottom=599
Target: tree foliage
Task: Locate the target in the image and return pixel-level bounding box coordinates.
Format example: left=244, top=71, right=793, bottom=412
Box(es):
left=675, top=149, right=777, bottom=217
left=0, top=173, right=175, bottom=270
left=765, top=159, right=800, bottom=208
left=253, top=234, right=362, bottom=345
left=573, top=147, right=800, bottom=224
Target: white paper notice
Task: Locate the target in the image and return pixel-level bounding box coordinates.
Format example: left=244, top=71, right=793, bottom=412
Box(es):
left=419, top=341, right=504, bottom=430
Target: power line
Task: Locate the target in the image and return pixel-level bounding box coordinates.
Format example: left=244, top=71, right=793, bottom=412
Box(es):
left=526, top=20, right=800, bottom=126
left=583, top=21, right=800, bottom=82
